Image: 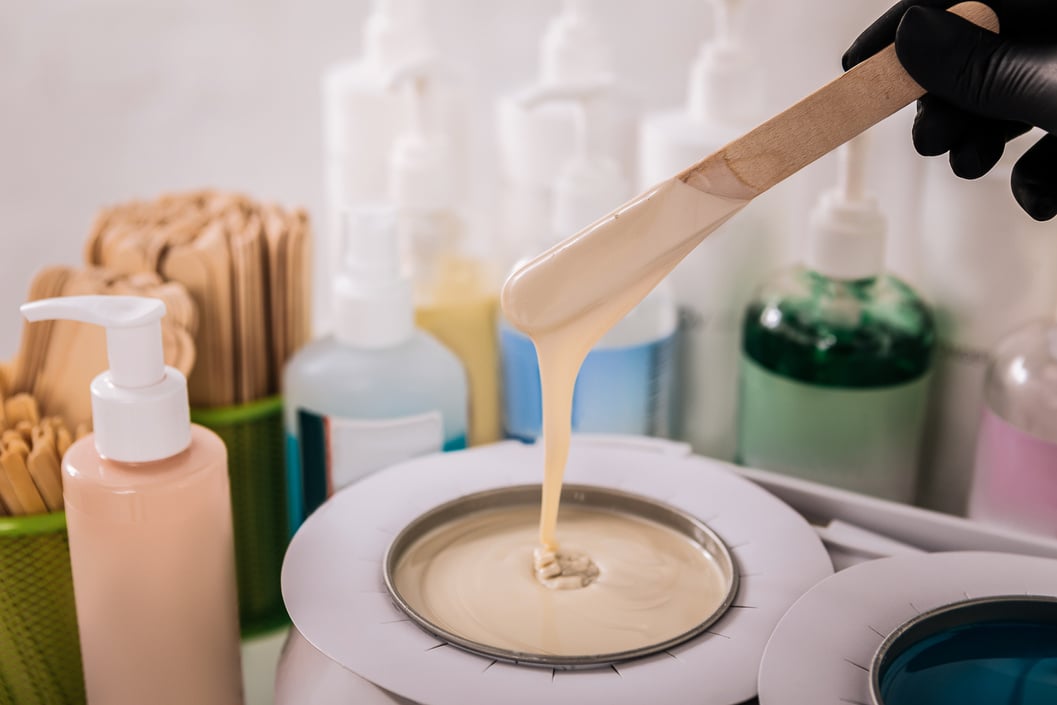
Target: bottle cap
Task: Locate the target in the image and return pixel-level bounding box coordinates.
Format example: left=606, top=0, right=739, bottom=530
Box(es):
left=363, top=0, right=432, bottom=71
left=333, top=207, right=415, bottom=349
left=806, top=134, right=887, bottom=281
left=20, top=296, right=191, bottom=463
left=387, top=57, right=458, bottom=211
left=521, top=78, right=628, bottom=241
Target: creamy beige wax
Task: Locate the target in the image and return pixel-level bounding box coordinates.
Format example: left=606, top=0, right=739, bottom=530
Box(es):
left=394, top=505, right=729, bottom=656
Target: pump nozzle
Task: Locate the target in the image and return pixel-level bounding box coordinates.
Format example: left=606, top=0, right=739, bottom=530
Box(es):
left=386, top=57, right=457, bottom=211
left=838, top=131, right=868, bottom=204
left=540, top=0, right=611, bottom=84
left=22, top=296, right=166, bottom=388
left=363, top=0, right=431, bottom=71
left=806, top=133, right=887, bottom=281
left=20, top=295, right=190, bottom=463
left=520, top=78, right=628, bottom=239
left=688, top=0, right=763, bottom=126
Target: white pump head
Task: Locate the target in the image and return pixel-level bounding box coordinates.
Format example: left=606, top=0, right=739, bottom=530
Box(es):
left=806, top=133, right=888, bottom=281
left=20, top=296, right=191, bottom=463
left=333, top=206, right=415, bottom=349
left=363, top=0, right=432, bottom=72
left=387, top=57, right=457, bottom=211
left=540, top=0, right=612, bottom=84
left=688, top=0, right=764, bottom=127
left=521, top=78, right=628, bottom=240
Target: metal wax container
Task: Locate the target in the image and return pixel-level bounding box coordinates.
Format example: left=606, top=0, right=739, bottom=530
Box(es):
left=383, top=483, right=739, bottom=670
left=870, top=595, right=1057, bottom=705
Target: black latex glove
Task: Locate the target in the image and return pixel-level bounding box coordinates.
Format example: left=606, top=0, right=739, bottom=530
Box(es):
left=843, top=1, right=1057, bottom=221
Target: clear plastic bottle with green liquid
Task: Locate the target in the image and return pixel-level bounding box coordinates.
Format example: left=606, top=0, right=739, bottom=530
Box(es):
left=737, top=135, right=935, bottom=502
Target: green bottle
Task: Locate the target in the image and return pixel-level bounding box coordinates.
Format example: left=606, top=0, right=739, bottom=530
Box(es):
left=737, top=136, right=935, bottom=502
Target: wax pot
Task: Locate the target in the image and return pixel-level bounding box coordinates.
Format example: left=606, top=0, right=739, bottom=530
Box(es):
left=757, top=552, right=1057, bottom=705
left=872, top=596, right=1057, bottom=705
left=278, top=438, right=832, bottom=705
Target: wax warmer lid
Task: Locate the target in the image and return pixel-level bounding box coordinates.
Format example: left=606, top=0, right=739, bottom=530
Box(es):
left=281, top=438, right=833, bottom=705
left=757, top=551, right=1057, bottom=705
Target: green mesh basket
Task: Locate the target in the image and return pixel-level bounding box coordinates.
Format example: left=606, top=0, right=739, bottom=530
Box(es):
left=0, top=512, right=85, bottom=705
left=192, top=395, right=290, bottom=637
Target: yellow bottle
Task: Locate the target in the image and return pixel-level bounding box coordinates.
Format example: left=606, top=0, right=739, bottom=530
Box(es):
left=404, top=212, right=502, bottom=446
left=388, top=61, right=502, bottom=445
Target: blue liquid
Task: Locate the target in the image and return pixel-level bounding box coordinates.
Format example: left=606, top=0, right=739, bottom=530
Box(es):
left=879, top=620, right=1057, bottom=705
left=499, top=324, right=677, bottom=441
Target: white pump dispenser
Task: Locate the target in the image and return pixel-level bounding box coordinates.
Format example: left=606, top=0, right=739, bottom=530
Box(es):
left=387, top=58, right=459, bottom=212
left=22, top=295, right=242, bottom=705
left=805, top=135, right=887, bottom=281
left=362, top=0, right=431, bottom=72
left=387, top=59, right=502, bottom=447
left=333, top=208, right=414, bottom=349
left=21, top=295, right=190, bottom=463
left=639, top=0, right=765, bottom=188
left=496, top=0, right=636, bottom=267
left=321, top=0, right=468, bottom=329
left=499, top=80, right=678, bottom=441
left=322, top=0, right=434, bottom=206
left=520, top=79, right=627, bottom=247
left=539, top=0, right=612, bottom=85
left=637, top=0, right=778, bottom=460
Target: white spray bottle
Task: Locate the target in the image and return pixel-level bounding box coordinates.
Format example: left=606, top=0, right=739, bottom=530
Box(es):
left=21, top=295, right=243, bottom=705
left=283, top=207, right=468, bottom=531
left=500, top=79, right=678, bottom=441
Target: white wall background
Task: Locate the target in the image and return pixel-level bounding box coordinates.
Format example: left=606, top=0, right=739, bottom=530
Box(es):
left=0, top=0, right=895, bottom=361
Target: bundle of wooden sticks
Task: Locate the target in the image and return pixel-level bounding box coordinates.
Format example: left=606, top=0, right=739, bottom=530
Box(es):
left=85, top=190, right=312, bottom=407
left=0, top=390, right=83, bottom=517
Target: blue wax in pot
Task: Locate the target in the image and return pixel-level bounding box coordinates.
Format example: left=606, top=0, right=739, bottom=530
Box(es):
left=879, top=619, right=1057, bottom=705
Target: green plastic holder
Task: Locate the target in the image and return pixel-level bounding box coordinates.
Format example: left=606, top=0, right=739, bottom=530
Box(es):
left=192, top=395, right=290, bottom=637
left=0, top=511, right=85, bottom=705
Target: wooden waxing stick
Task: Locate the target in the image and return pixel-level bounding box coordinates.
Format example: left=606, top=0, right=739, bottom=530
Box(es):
left=681, top=2, right=999, bottom=200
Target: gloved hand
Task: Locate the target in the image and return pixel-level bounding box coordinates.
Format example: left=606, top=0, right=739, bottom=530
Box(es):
left=844, top=1, right=1057, bottom=221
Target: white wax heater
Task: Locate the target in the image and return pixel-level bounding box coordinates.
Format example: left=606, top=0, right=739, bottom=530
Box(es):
left=276, top=438, right=833, bottom=704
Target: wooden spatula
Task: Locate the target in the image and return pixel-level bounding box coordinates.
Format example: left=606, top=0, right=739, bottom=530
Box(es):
left=503, top=2, right=999, bottom=332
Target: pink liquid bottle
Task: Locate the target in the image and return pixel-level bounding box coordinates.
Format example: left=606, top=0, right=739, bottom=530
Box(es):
left=21, top=296, right=243, bottom=705
left=969, top=316, right=1057, bottom=537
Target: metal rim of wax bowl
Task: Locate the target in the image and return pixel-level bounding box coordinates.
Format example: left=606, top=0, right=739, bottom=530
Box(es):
left=869, top=594, right=1057, bottom=705
left=382, top=483, right=740, bottom=670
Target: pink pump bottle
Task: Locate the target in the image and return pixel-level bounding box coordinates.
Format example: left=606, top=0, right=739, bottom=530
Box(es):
left=21, top=296, right=243, bottom=705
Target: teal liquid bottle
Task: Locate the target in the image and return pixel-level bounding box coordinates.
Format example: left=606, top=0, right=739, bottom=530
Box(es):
left=284, top=208, right=468, bottom=532
left=737, top=136, right=935, bottom=502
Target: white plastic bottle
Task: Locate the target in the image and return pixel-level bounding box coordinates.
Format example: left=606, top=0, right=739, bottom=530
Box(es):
left=500, top=80, right=678, bottom=441
left=915, top=147, right=1057, bottom=514
left=637, top=0, right=783, bottom=460
left=388, top=60, right=502, bottom=447
left=284, top=208, right=468, bottom=531
left=737, top=136, right=935, bottom=502
left=495, top=0, right=637, bottom=269
left=21, top=296, right=242, bottom=705
left=321, top=0, right=467, bottom=320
